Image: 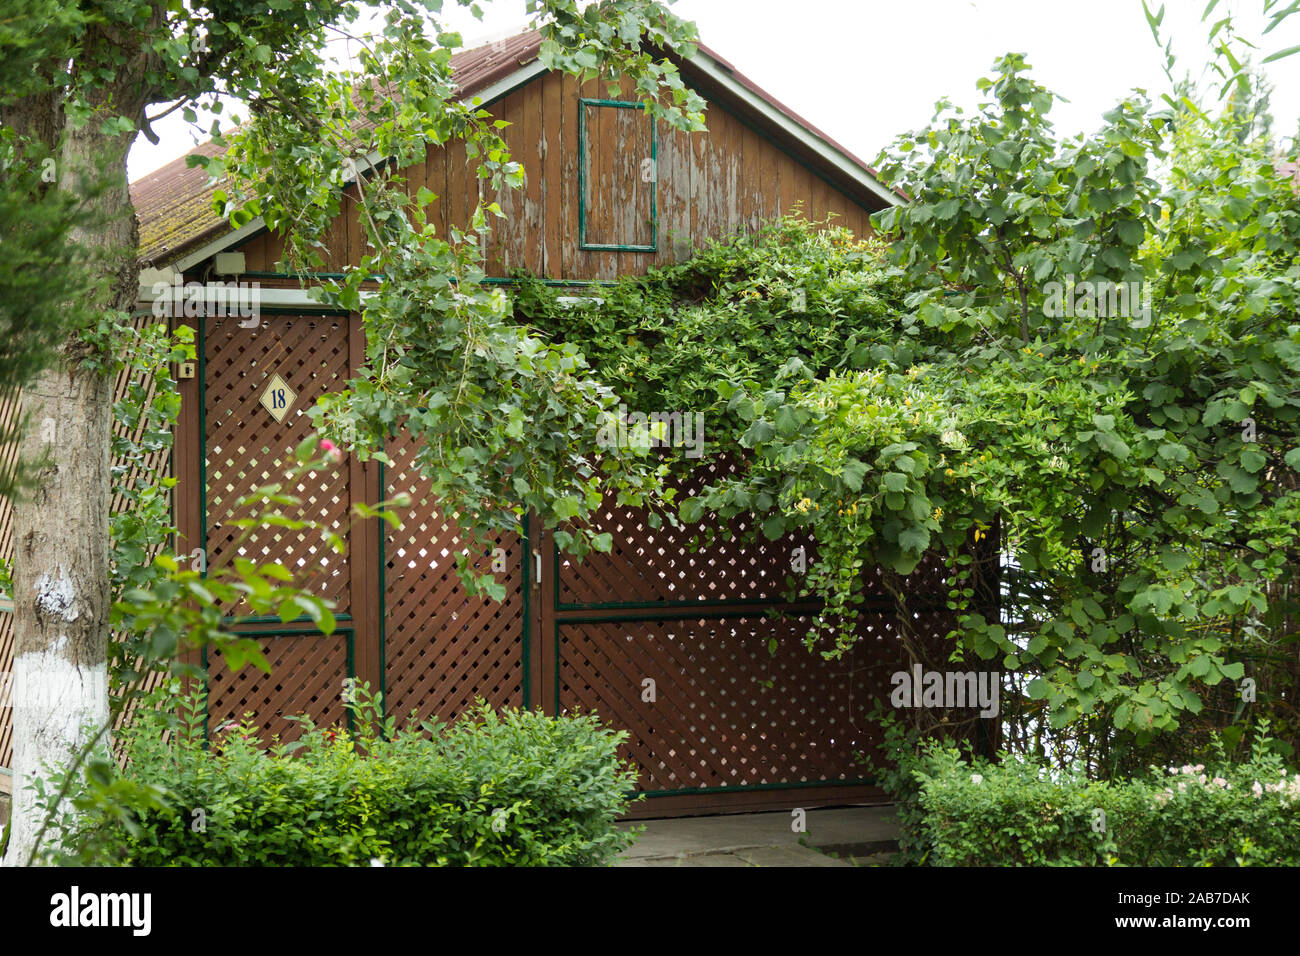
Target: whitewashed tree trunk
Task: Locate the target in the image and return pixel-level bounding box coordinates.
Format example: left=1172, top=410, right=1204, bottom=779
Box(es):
left=1, top=97, right=138, bottom=866
left=2, top=364, right=114, bottom=866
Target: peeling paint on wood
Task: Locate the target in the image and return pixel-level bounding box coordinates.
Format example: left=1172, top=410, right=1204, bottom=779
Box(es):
left=228, top=69, right=879, bottom=281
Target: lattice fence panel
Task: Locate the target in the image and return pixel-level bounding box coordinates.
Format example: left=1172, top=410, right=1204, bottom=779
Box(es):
left=0, top=614, right=12, bottom=771
left=204, top=315, right=353, bottom=616
left=557, top=612, right=932, bottom=792
left=383, top=431, right=524, bottom=723
left=559, top=455, right=954, bottom=607
left=205, top=632, right=350, bottom=744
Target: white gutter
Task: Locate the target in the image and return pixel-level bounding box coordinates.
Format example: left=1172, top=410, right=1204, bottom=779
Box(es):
left=136, top=280, right=361, bottom=311
left=171, top=217, right=267, bottom=274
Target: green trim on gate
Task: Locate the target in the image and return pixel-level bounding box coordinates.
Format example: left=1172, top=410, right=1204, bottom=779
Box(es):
left=378, top=459, right=387, bottom=728
left=577, top=98, right=658, bottom=253
left=521, top=512, right=531, bottom=710
left=202, top=626, right=356, bottom=742
left=197, top=316, right=209, bottom=590
left=637, top=777, right=878, bottom=798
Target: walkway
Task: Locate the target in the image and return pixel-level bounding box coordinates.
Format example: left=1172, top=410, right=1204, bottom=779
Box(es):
left=615, top=805, right=898, bottom=867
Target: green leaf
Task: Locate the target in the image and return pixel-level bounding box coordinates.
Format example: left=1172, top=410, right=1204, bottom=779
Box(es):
left=1262, top=44, right=1300, bottom=63
left=841, top=459, right=869, bottom=492
left=882, top=472, right=908, bottom=493
left=898, top=525, right=929, bottom=553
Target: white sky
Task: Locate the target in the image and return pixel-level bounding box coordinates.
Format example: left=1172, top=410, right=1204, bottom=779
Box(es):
left=127, top=0, right=1300, bottom=181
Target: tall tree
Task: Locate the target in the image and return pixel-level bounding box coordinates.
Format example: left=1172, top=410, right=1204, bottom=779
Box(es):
left=0, top=0, right=702, bottom=866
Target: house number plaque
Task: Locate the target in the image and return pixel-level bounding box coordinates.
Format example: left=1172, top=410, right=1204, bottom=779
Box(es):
left=260, top=373, right=297, bottom=423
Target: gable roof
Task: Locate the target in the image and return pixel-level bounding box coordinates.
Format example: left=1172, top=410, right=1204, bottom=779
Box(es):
left=133, top=29, right=896, bottom=269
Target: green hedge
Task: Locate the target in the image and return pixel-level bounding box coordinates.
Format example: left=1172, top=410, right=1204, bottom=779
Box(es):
left=42, top=688, right=640, bottom=866
left=872, top=718, right=1300, bottom=866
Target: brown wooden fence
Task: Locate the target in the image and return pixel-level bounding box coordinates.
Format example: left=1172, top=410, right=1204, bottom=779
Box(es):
left=2, top=310, right=997, bottom=817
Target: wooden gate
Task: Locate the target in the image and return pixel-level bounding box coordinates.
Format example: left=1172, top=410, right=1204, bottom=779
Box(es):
left=177, top=311, right=529, bottom=742
left=176, top=311, right=956, bottom=816
left=181, top=311, right=376, bottom=741
left=533, top=459, right=922, bottom=816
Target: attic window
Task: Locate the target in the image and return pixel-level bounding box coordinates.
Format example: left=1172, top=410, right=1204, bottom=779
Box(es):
left=578, top=98, right=658, bottom=252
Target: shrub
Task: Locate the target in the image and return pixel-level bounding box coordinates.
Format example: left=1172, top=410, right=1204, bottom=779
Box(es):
left=39, top=686, right=641, bottom=866
left=872, top=719, right=1300, bottom=866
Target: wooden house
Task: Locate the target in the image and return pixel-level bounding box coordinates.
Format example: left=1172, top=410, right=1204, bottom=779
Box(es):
left=1, top=31, right=933, bottom=818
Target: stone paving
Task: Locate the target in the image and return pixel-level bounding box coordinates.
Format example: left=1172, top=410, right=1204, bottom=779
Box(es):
left=615, top=805, right=898, bottom=867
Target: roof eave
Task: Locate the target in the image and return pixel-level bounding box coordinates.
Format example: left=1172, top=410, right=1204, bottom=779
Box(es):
left=141, top=34, right=898, bottom=277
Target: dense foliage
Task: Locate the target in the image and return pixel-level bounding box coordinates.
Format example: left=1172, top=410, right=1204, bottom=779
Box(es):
left=516, top=90, right=1300, bottom=770
left=34, top=687, right=639, bottom=866
left=861, top=51, right=1300, bottom=770
left=870, top=712, right=1300, bottom=866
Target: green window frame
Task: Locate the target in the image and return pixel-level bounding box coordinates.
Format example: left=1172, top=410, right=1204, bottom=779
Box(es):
left=577, top=98, right=658, bottom=252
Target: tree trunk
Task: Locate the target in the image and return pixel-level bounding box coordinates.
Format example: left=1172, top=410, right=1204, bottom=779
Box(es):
left=1, top=101, right=137, bottom=866
left=2, top=363, right=114, bottom=866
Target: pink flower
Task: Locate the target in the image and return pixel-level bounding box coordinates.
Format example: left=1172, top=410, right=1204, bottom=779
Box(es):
left=319, top=439, right=344, bottom=464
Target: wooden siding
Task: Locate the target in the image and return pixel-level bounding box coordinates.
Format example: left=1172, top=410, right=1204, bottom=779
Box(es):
left=232, top=71, right=876, bottom=281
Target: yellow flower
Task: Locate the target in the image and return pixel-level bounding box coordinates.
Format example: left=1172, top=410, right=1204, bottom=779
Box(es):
left=945, top=468, right=955, bottom=477
left=933, top=507, right=943, bottom=520
left=974, top=528, right=985, bottom=541
left=795, top=497, right=812, bottom=513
